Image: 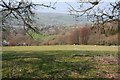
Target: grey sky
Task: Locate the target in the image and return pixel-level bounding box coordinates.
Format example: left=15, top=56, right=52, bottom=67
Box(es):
left=34, top=2, right=78, bottom=14
left=33, top=1, right=115, bottom=14
left=32, top=0, right=116, bottom=3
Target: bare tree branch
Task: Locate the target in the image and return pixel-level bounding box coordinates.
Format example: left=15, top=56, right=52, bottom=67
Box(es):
left=67, top=0, right=120, bottom=31
left=0, top=0, right=56, bottom=35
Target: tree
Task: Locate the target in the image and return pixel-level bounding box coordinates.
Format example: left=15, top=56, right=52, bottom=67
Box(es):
left=0, top=0, right=56, bottom=33
left=8, top=39, right=18, bottom=46
left=67, top=28, right=81, bottom=45
left=2, top=30, right=11, bottom=41
left=49, top=31, right=70, bottom=45
left=67, top=0, right=120, bottom=31
left=26, top=36, right=35, bottom=46
left=80, top=27, right=91, bottom=45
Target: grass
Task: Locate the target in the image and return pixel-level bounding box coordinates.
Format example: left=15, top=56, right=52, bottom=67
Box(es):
left=2, top=45, right=119, bottom=78
left=27, top=31, right=56, bottom=41
left=39, top=34, right=56, bottom=42
left=2, top=45, right=118, bottom=52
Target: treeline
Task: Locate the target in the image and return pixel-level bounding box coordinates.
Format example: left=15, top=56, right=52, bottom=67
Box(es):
left=2, top=28, right=40, bottom=46
left=42, top=21, right=119, bottom=46
left=2, top=22, right=119, bottom=46
left=67, top=27, right=91, bottom=45
left=67, top=26, right=118, bottom=45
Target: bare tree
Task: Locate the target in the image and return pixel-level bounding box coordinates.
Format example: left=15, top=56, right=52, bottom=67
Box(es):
left=0, top=0, right=56, bottom=33
left=67, top=28, right=81, bottom=45
left=66, top=0, right=120, bottom=31
left=80, top=27, right=91, bottom=45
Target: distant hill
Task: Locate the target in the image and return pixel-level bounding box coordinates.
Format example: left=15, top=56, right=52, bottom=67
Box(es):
left=33, top=12, right=92, bottom=27
left=0, top=12, right=92, bottom=29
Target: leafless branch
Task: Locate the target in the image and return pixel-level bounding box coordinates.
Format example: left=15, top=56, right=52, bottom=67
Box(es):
left=0, top=0, right=56, bottom=34
left=67, top=0, right=120, bottom=31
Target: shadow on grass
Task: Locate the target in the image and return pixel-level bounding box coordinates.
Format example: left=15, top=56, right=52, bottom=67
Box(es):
left=2, top=50, right=117, bottom=78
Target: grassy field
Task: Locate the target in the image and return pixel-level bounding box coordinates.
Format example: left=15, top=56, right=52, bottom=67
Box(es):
left=2, top=45, right=119, bottom=78
left=2, top=45, right=118, bottom=52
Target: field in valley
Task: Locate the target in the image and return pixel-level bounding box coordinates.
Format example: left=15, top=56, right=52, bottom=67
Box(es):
left=2, top=45, right=120, bottom=78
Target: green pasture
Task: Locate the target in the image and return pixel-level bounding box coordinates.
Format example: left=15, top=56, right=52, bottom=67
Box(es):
left=2, top=45, right=118, bottom=52
left=2, top=45, right=119, bottom=78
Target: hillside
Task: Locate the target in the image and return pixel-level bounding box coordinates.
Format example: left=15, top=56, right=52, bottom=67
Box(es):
left=33, top=12, right=91, bottom=27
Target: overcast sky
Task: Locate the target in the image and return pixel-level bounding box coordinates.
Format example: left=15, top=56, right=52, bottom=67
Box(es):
left=33, top=0, right=116, bottom=14
left=32, top=0, right=116, bottom=3
left=34, top=2, right=77, bottom=14
left=4, top=0, right=117, bottom=14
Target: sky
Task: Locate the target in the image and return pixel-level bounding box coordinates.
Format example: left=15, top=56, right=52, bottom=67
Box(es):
left=34, top=2, right=78, bottom=14
left=32, top=0, right=116, bottom=2
left=3, top=0, right=117, bottom=14
left=33, top=0, right=116, bottom=14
